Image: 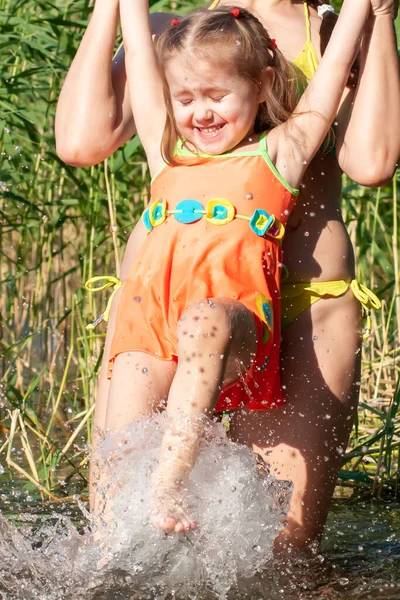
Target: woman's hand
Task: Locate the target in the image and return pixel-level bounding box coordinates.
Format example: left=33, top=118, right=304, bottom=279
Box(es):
left=370, top=0, right=399, bottom=18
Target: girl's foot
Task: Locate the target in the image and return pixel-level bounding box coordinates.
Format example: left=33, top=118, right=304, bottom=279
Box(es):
left=149, top=415, right=204, bottom=533
left=150, top=478, right=197, bottom=533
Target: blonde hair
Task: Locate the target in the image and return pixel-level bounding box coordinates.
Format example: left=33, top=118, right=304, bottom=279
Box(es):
left=155, top=7, right=297, bottom=165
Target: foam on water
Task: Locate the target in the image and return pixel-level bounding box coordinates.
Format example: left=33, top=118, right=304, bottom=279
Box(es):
left=0, top=415, right=292, bottom=599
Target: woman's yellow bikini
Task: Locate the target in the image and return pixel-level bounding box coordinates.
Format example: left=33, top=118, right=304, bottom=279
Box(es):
left=292, top=0, right=320, bottom=83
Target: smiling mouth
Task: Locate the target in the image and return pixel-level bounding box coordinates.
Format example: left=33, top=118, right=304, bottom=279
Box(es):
left=195, top=124, right=225, bottom=138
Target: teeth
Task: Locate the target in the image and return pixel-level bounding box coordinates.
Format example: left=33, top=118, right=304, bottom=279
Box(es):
left=198, top=125, right=223, bottom=135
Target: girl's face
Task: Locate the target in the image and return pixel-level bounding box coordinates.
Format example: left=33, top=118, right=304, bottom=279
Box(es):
left=165, top=55, right=266, bottom=154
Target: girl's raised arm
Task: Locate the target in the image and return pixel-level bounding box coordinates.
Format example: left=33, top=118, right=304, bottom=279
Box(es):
left=269, top=0, right=371, bottom=190
left=119, top=0, right=166, bottom=175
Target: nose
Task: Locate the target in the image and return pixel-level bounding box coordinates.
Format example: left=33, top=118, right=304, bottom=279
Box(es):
left=194, top=102, right=213, bottom=124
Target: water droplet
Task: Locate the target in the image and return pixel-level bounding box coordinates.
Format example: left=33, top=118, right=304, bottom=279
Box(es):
left=142, top=368, right=148, bottom=374
left=312, top=334, right=318, bottom=341
left=310, top=211, right=316, bottom=217
left=236, top=40, right=241, bottom=46
left=134, top=296, right=142, bottom=303
left=245, top=193, right=253, bottom=200
left=304, top=231, right=310, bottom=237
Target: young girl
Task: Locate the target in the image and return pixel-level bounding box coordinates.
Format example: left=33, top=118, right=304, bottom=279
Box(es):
left=97, top=0, right=372, bottom=534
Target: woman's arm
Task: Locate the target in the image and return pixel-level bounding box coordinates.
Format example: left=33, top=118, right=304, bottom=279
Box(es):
left=55, top=0, right=172, bottom=167
left=335, top=3, right=400, bottom=186
left=270, top=0, right=371, bottom=190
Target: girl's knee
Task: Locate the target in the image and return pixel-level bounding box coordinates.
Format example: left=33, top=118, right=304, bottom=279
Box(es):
left=178, top=300, right=232, bottom=347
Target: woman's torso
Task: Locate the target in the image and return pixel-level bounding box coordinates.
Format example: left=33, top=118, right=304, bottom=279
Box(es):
left=218, top=0, right=356, bottom=284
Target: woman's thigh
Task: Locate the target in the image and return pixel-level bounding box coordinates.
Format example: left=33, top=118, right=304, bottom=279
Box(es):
left=230, top=289, right=362, bottom=549
left=92, top=231, right=142, bottom=434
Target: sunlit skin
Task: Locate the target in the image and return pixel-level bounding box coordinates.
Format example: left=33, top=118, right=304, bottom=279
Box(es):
left=165, top=57, right=272, bottom=155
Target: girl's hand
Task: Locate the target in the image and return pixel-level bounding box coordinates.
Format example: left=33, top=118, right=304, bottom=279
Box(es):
left=370, top=0, right=399, bottom=18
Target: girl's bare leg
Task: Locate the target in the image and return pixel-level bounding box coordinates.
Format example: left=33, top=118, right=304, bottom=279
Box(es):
left=230, top=289, right=362, bottom=552
left=94, top=351, right=177, bottom=521
left=150, top=298, right=258, bottom=533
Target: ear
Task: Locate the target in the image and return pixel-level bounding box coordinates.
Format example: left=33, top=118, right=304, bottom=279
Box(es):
left=257, top=67, right=275, bottom=103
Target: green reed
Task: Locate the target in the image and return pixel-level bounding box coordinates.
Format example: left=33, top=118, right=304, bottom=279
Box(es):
left=0, top=0, right=399, bottom=501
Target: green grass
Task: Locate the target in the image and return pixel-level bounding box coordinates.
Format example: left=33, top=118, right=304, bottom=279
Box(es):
left=0, top=0, right=399, bottom=501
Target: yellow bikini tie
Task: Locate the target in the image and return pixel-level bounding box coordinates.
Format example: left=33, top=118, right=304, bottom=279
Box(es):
left=350, top=280, right=381, bottom=340
left=84, top=276, right=123, bottom=330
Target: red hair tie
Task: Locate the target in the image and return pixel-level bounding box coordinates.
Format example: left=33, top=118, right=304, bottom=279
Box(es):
left=270, top=38, right=278, bottom=49
left=230, top=8, right=240, bottom=18
left=170, top=18, right=180, bottom=27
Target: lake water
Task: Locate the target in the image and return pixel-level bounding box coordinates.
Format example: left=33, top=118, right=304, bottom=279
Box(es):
left=0, top=417, right=399, bottom=600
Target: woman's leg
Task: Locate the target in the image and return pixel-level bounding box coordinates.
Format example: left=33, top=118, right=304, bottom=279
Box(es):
left=230, top=289, right=362, bottom=552
left=150, top=298, right=258, bottom=533
left=90, top=224, right=146, bottom=508
left=89, top=287, right=121, bottom=509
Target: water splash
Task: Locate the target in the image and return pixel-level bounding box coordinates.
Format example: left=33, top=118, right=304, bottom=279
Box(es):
left=0, top=416, right=292, bottom=599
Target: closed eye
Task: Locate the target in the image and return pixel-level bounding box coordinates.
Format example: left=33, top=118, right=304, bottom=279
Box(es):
left=179, top=99, right=193, bottom=106
left=211, top=96, right=224, bottom=103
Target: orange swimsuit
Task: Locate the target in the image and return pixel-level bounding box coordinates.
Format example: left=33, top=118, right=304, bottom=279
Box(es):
left=109, top=134, right=299, bottom=412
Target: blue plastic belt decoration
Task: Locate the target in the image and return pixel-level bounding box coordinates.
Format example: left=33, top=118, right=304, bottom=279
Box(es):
left=142, top=198, right=285, bottom=240
left=255, top=293, right=274, bottom=343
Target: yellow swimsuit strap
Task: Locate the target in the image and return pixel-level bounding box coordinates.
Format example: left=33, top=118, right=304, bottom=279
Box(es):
left=350, top=280, right=381, bottom=339
left=292, top=2, right=320, bottom=82
left=208, top=0, right=220, bottom=9
left=304, top=0, right=312, bottom=44
left=84, top=276, right=123, bottom=330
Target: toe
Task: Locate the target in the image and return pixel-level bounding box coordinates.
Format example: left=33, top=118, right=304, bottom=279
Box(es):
left=162, top=517, right=178, bottom=532
left=174, top=521, right=186, bottom=533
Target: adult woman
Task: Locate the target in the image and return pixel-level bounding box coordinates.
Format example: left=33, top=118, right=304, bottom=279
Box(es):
left=55, top=0, right=400, bottom=550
